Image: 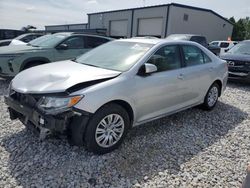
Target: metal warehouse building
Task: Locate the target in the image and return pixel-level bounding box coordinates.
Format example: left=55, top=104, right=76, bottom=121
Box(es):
left=87, top=3, right=233, bottom=41
left=45, top=23, right=88, bottom=33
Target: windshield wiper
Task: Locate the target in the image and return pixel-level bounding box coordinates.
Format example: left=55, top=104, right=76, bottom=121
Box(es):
left=71, top=58, right=78, bottom=63
left=27, top=43, right=39, bottom=47
left=242, top=52, right=250, bottom=55
left=81, top=62, right=100, bottom=68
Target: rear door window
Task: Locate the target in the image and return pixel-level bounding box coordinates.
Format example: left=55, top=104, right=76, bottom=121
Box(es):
left=63, top=36, right=85, bottom=49
left=85, top=36, right=110, bottom=48
left=182, top=45, right=211, bottom=66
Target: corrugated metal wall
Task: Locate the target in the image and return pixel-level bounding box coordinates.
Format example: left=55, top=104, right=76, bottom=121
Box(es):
left=45, top=24, right=88, bottom=32
left=88, top=4, right=233, bottom=41
left=167, top=6, right=233, bottom=42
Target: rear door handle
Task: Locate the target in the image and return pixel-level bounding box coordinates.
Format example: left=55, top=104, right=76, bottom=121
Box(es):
left=209, top=67, right=214, bottom=72
left=177, top=73, right=184, bottom=80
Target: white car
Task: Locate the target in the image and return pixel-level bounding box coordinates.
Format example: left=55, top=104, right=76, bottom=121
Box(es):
left=209, top=41, right=238, bottom=55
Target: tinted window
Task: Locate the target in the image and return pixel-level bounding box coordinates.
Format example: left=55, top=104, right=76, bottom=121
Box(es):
left=211, top=42, right=219, bottom=46
left=220, top=42, right=230, bottom=48
left=63, top=36, right=84, bottom=49
left=182, top=45, right=211, bottom=66
left=203, top=52, right=212, bottom=63
left=190, top=36, right=207, bottom=47
left=147, top=45, right=181, bottom=72
left=20, top=35, right=40, bottom=42
left=85, top=36, right=109, bottom=48
left=0, top=41, right=11, bottom=46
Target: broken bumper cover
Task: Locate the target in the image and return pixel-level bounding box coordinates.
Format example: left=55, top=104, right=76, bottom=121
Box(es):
left=5, top=95, right=74, bottom=132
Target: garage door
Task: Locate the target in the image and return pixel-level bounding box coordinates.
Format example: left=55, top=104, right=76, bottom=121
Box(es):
left=138, top=17, right=163, bottom=37
left=110, top=20, right=128, bottom=37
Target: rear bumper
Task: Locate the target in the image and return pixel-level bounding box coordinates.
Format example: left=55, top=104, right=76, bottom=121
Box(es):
left=5, top=95, right=74, bottom=132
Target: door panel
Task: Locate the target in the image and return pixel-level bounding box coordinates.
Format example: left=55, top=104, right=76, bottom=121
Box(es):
left=134, top=69, right=189, bottom=122
left=181, top=45, right=214, bottom=103
left=133, top=45, right=189, bottom=123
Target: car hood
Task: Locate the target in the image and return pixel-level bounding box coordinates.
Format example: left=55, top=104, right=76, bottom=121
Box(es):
left=220, top=53, right=250, bottom=61
left=0, top=44, right=40, bottom=54
left=11, top=60, right=121, bottom=94
left=9, top=39, right=27, bottom=46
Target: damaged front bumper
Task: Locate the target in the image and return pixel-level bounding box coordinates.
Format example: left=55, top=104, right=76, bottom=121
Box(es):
left=4, top=95, right=90, bottom=140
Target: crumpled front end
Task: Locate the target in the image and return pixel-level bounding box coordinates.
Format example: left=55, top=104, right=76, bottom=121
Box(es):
left=4, top=89, right=90, bottom=140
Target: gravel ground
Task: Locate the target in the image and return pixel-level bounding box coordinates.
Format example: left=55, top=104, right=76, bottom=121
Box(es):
left=0, top=78, right=249, bottom=188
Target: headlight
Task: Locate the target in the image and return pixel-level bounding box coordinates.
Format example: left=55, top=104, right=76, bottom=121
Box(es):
left=7, top=81, right=14, bottom=96
left=38, top=95, right=83, bottom=114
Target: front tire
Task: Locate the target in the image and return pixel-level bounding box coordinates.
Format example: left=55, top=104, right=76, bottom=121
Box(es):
left=202, top=83, right=220, bottom=110
left=85, top=103, right=130, bottom=154
left=23, top=62, right=43, bottom=70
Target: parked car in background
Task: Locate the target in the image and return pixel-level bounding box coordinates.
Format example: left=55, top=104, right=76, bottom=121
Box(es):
left=0, top=39, right=12, bottom=47
left=0, top=29, right=24, bottom=40
left=0, top=33, right=43, bottom=47
left=0, top=32, right=113, bottom=77
left=166, top=34, right=221, bottom=56
left=5, top=39, right=228, bottom=154
left=220, top=40, right=250, bottom=83
left=209, top=40, right=238, bottom=55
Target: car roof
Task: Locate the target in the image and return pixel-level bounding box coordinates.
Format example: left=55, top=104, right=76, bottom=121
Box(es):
left=117, top=38, right=204, bottom=46
left=167, top=34, right=204, bottom=38
left=14, top=33, right=43, bottom=39
left=210, top=40, right=235, bottom=43
left=53, top=32, right=113, bottom=40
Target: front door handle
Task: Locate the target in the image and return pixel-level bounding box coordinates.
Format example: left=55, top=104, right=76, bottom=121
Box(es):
left=177, top=73, right=184, bottom=80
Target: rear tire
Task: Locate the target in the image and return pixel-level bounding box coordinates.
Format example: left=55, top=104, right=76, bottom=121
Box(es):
left=201, top=83, right=220, bottom=111
left=85, top=103, right=130, bottom=154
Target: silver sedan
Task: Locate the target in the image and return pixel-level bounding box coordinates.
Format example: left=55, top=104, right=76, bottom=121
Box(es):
left=5, top=38, right=228, bottom=154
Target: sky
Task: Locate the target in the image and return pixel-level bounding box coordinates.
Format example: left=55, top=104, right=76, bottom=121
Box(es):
left=0, top=0, right=249, bottom=30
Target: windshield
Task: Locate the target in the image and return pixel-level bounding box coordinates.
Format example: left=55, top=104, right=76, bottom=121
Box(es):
left=228, top=42, right=250, bottom=55
left=76, top=41, right=153, bottom=72
left=28, top=34, right=67, bottom=47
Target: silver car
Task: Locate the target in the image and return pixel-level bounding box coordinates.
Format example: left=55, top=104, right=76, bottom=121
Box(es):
left=5, top=38, right=228, bottom=154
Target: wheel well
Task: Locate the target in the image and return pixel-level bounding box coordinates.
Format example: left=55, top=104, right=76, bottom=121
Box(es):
left=213, top=80, right=222, bottom=96
left=105, top=100, right=134, bottom=128
left=22, top=60, right=47, bottom=70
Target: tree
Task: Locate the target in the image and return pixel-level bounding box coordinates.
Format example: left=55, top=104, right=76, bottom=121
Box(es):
left=229, top=17, right=250, bottom=41
left=243, top=17, right=250, bottom=39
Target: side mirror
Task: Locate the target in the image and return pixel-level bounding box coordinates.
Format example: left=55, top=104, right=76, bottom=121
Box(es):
left=57, top=43, right=68, bottom=50
left=138, top=63, right=157, bottom=76
left=225, top=49, right=229, bottom=53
